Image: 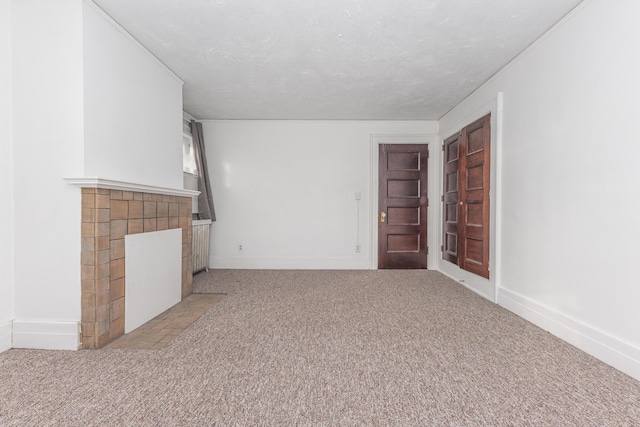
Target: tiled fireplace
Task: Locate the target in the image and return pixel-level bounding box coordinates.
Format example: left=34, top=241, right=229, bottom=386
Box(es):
left=77, top=185, right=195, bottom=349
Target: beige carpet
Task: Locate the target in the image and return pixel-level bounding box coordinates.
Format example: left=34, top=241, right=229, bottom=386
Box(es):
left=0, top=270, right=638, bottom=426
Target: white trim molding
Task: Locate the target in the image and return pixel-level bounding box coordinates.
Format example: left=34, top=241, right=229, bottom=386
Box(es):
left=438, top=266, right=494, bottom=302
left=0, top=321, right=12, bottom=353
left=498, top=287, right=640, bottom=382
left=210, top=256, right=370, bottom=270
left=65, top=177, right=199, bottom=198
left=12, top=321, right=80, bottom=351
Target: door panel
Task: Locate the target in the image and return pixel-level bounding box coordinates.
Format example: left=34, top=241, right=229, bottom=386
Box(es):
left=387, top=207, right=420, bottom=225
left=378, top=144, right=428, bottom=269
left=388, top=234, right=420, bottom=252
left=388, top=180, right=419, bottom=197
left=388, top=152, right=420, bottom=170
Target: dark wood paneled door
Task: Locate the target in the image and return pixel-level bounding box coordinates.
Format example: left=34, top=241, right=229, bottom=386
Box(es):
left=443, top=133, right=461, bottom=265
left=378, top=144, right=428, bottom=269
left=442, top=114, right=490, bottom=279
left=461, top=115, right=491, bottom=278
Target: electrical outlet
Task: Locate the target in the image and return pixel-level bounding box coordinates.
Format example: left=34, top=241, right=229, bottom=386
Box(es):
left=238, top=244, right=243, bottom=251
left=355, top=192, right=361, bottom=200
left=355, top=244, right=361, bottom=253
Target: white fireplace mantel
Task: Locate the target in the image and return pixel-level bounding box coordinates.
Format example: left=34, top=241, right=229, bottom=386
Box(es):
left=64, top=177, right=200, bottom=197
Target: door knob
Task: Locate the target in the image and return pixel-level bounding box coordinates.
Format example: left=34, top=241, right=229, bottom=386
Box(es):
left=380, top=211, right=386, bottom=223
left=459, top=201, right=464, bottom=206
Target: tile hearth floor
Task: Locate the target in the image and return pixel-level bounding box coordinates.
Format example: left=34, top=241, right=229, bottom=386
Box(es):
left=106, top=293, right=225, bottom=349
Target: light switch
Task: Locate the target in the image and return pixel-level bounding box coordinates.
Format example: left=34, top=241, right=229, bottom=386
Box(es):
left=355, top=192, right=361, bottom=200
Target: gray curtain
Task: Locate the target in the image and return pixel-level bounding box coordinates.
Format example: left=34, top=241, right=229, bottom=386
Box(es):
left=191, top=120, right=216, bottom=221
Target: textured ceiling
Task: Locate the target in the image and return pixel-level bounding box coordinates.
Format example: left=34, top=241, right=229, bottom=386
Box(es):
left=93, top=0, right=583, bottom=120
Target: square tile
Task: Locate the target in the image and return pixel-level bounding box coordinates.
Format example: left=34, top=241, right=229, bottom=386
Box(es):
left=110, top=238, right=125, bottom=260
left=169, top=217, right=180, bottom=229
left=96, top=208, right=110, bottom=223
left=110, top=200, right=129, bottom=220
left=157, top=202, right=169, bottom=217
left=82, top=208, right=95, bottom=223
left=144, top=218, right=157, bottom=232
left=110, top=220, right=128, bottom=240
left=96, top=236, right=110, bottom=251
left=82, top=194, right=95, bottom=209
left=110, top=258, right=125, bottom=280
left=97, top=261, right=111, bottom=280
left=81, top=265, right=95, bottom=281
left=96, top=194, right=110, bottom=209
left=81, top=237, right=95, bottom=252
left=110, top=278, right=125, bottom=300
left=82, top=223, right=96, bottom=238
left=128, top=219, right=143, bottom=234
left=143, top=202, right=157, bottom=218
left=157, top=217, right=169, bottom=230
left=96, top=249, right=110, bottom=265
left=97, top=222, right=111, bottom=237
left=128, top=200, right=143, bottom=219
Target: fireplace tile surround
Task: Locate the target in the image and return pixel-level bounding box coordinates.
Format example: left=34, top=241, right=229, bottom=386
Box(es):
left=80, top=187, right=193, bottom=349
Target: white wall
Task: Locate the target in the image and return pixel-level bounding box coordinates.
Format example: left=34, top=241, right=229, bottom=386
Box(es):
left=203, top=120, right=438, bottom=269
left=439, top=0, right=640, bottom=380
left=0, top=0, right=14, bottom=352
left=5, top=0, right=186, bottom=352
left=11, top=0, right=85, bottom=349
left=83, top=2, right=184, bottom=190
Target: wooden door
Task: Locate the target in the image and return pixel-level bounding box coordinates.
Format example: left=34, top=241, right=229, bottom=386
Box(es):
left=442, top=133, right=460, bottom=265
left=442, top=114, right=490, bottom=279
left=460, top=115, right=490, bottom=278
left=378, top=144, right=428, bottom=269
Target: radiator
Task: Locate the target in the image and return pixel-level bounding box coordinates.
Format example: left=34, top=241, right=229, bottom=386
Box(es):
left=192, top=219, right=212, bottom=273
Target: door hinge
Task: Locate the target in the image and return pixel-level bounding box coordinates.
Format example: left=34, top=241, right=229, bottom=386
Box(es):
left=426, top=246, right=429, bottom=255
left=441, top=144, right=445, bottom=152
left=440, top=245, right=444, bottom=252
left=441, top=195, right=444, bottom=202
left=426, top=198, right=429, bottom=207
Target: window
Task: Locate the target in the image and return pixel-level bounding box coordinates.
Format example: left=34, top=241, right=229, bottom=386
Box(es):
left=183, top=119, right=198, bottom=175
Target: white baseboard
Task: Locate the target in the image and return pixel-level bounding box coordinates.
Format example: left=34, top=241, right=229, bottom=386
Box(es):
left=0, top=321, right=12, bottom=353
left=210, top=256, right=371, bottom=270
left=12, top=321, right=80, bottom=351
left=438, top=261, right=495, bottom=302
left=498, top=287, right=640, bottom=382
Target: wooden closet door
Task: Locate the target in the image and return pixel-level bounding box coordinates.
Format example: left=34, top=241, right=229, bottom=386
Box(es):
left=459, top=115, right=490, bottom=278
left=442, top=133, right=461, bottom=265
left=442, top=114, right=490, bottom=279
